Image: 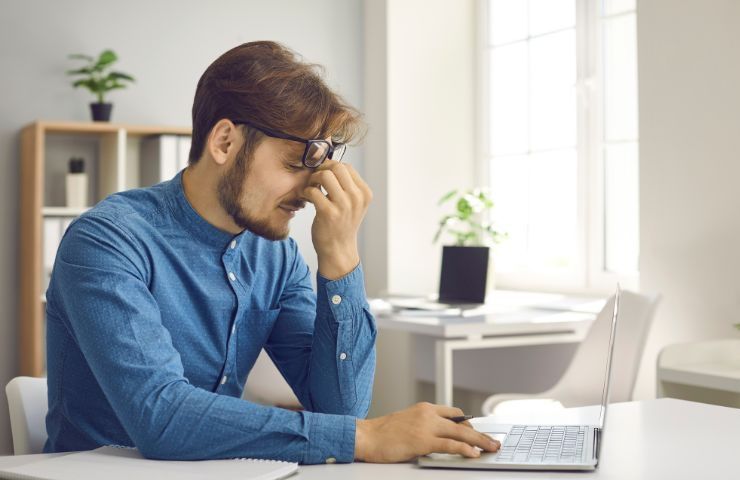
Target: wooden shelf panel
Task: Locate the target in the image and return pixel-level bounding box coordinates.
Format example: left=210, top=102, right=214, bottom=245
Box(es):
left=29, top=120, right=191, bottom=136
left=42, top=207, right=90, bottom=217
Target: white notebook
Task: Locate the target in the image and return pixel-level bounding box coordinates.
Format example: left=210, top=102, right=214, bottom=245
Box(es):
left=0, top=446, right=298, bottom=480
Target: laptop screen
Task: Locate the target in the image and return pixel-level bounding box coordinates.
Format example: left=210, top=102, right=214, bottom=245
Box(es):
left=598, top=285, right=621, bottom=430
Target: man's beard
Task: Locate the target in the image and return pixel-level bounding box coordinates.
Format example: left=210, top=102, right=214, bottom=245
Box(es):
left=217, top=148, right=289, bottom=241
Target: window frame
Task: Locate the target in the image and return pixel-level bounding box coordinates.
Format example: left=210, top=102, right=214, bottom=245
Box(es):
left=477, top=0, right=639, bottom=294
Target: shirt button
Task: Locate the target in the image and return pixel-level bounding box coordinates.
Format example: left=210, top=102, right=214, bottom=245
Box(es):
left=220, top=375, right=228, bottom=385
left=325, top=457, right=337, bottom=464
left=228, top=272, right=236, bottom=282
left=230, top=240, right=237, bottom=249
left=331, top=294, right=342, bottom=305
left=339, top=352, right=347, bottom=361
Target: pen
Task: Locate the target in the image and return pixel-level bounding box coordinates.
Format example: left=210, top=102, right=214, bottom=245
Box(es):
left=448, top=415, right=473, bottom=423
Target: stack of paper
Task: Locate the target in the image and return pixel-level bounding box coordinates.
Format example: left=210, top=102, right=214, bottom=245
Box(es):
left=0, top=446, right=298, bottom=480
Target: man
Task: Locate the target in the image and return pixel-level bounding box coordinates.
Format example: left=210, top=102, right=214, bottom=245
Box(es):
left=44, top=41, right=499, bottom=464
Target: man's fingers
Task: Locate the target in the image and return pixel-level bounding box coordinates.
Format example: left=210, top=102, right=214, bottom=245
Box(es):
left=345, top=164, right=373, bottom=204
left=428, top=404, right=465, bottom=419
left=309, top=170, right=348, bottom=207
left=344, top=163, right=370, bottom=190
left=437, top=422, right=501, bottom=452
left=429, top=404, right=465, bottom=417
left=422, top=404, right=498, bottom=451
left=303, top=185, right=332, bottom=212
left=431, top=438, right=480, bottom=458
left=322, top=160, right=372, bottom=205
left=325, top=162, right=362, bottom=199
left=482, top=433, right=501, bottom=451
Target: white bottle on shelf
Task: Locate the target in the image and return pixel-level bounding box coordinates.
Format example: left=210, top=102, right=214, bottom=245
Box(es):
left=65, top=157, right=88, bottom=208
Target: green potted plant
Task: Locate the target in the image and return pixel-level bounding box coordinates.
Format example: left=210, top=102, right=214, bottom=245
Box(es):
left=67, top=49, right=135, bottom=122
left=433, top=188, right=506, bottom=304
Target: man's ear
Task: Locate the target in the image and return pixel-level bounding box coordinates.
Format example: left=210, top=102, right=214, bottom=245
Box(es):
left=206, top=119, right=240, bottom=166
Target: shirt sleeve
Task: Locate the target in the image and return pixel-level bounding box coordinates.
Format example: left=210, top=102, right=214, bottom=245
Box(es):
left=49, top=214, right=357, bottom=464
left=264, top=241, right=377, bottom=419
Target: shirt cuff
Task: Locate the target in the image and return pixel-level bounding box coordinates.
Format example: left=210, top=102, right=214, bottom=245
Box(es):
left=304, top=411, right=356, bottom=464
left=317, top=263, right=369, bottom=323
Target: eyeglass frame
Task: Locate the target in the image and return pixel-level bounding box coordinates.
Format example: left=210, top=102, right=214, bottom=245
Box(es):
left=231, top=119, right=346, bottom=168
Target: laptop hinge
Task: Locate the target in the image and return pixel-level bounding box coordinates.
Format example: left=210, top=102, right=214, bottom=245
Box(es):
left=593, top=427, right=601, bottom=462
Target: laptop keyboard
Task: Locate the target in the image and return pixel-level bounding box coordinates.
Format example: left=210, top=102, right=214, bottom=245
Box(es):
left=496, top=425, right=587, bottom=464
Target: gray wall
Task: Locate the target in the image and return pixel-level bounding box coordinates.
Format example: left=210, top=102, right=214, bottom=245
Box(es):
left=0, top=0, right=364, bottom=455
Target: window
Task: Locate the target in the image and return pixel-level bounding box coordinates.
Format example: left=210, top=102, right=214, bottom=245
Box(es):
left=481, top=0, right=639, bottom=292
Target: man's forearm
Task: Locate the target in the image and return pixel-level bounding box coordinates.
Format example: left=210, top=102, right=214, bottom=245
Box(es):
left=309, top=265, right=377, bottom=416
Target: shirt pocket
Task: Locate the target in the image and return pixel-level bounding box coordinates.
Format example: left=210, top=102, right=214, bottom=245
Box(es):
left=235, top=308, right=280, bottom=383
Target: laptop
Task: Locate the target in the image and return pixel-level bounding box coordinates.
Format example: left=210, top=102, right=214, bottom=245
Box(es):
left=418, top=285, right=621, bottom=471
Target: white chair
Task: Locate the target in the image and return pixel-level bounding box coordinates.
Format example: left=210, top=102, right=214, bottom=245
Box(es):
left=5, top=376, right=49, bottom=455
left=481, top=290, right=660, bottom=416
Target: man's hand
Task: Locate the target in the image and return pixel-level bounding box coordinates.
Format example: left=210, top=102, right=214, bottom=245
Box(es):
left=302, top=160, right=372, bottom=280
left=354, top=402, right=501, bottom=463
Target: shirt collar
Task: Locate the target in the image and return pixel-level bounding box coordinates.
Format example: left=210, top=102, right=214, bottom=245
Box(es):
left=165, top=170, right=239, bottom=248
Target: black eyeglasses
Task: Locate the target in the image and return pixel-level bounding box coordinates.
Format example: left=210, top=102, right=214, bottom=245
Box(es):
left=232, top=119, right=347, bottom=168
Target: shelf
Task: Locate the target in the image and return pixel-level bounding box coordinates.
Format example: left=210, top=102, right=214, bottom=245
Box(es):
left=19, top=120, right=192, bottom=377
left=32, top=120, right=191, bottom=136
left=42, top=207, right=90, bottom=217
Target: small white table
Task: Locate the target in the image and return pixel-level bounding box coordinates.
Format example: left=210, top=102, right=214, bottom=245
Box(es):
left=657, top=338, right=740, bottom=400
left=371, top=290, right=606, bottom=406
left=3, top=399, right=738, bottom=479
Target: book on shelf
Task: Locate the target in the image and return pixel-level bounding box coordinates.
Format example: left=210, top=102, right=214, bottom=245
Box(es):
left=139, top=135, right=191, bottom=187
left=42, top=217, right=77, bottom=293
left=42, top=219, right=61, bottom=280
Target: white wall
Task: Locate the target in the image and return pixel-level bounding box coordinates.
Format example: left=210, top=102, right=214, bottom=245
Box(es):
left=364, top=0, right=478, bottom=415
left=386, top=0, right=478, bottom=296
left=634, top=0, right=740, bottom=399
left=0, top=0, right=364, bottom=455
left=363, top=0, right=478, bottom=297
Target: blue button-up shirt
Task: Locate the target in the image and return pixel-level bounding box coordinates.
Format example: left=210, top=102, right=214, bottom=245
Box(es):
left=43, top=171, right=376, bottom=464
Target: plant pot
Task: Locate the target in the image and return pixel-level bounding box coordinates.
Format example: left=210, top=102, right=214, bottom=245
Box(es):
left=438, top=245, right=490, bottom=304
left=90, top=102, right=113, bottom=122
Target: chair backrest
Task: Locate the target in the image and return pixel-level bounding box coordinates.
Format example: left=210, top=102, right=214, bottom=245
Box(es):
left=545, top=290, right=660, bottom=407
left=5, top=376, right=49, bottom=455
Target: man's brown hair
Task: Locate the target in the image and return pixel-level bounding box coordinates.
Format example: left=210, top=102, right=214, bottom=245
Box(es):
left=189, top=41, right=364, bottom=165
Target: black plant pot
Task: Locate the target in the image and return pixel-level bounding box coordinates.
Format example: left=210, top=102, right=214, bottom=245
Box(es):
left=90, top=102, right=113, bottom=122
left=438, top=245, right=490, bottom=304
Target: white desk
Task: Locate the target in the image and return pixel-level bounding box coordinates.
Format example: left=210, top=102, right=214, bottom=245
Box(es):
left=372, top=290, right=606, bottom=406
left=296, top=399, right=740, bottom=479
left=3, top=399, right=737, bottom=479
